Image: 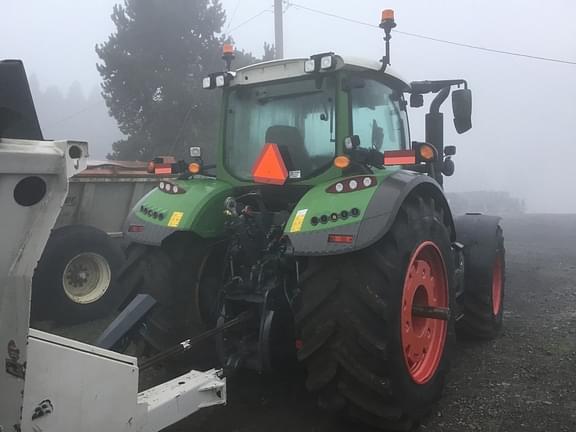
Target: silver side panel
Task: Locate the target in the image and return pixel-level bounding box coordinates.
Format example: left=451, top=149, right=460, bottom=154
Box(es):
left=21, top=330, right=225, bottom=432
left=0, top=138, right=87, bottom=430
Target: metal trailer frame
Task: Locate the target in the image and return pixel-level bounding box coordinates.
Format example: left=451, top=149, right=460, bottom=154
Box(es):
left=0, top=137, right=226, bottom=432
left=56, top=161, right=163, bottom=238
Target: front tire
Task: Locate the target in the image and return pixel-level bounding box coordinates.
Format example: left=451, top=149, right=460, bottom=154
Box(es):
left=456, top=226, right=505, bottom=339
left=295, top=196, right=455, bottom=429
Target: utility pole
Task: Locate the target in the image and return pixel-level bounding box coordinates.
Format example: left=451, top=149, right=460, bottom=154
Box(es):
left=274, top=0, right=284, bottom=59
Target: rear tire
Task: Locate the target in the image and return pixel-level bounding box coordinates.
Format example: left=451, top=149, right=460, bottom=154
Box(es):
left=456, top=226, right=505, bottom=339
left=117, top=236, right=223, bottom=363
left=31, top=225, right=127, bottom=324
left=295, top=196, right=455, bottom=430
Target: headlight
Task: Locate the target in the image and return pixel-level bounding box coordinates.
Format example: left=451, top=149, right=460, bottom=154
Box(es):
left=320, top=55, right=334, bottom=70
left=304, top=59, right=316, bottom=73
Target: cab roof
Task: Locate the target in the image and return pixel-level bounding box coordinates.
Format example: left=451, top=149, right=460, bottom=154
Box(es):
left=233, top=55, right=409, bottom=89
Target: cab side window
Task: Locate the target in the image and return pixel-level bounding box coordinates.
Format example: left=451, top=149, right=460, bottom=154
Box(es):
left=351, top=79, right=408, bottom=151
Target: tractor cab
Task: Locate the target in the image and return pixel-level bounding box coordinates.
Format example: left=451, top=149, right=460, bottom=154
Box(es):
left=197, top=10, right=472, bottom=191
left=214, top=55, right=412, bottom=187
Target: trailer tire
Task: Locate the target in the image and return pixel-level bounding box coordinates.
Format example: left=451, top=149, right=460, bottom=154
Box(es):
left=295, top=196, right=455, bottom=430
left=456, top=226, right=505, bottom=339
left=31, top=225, right=127, bottom=324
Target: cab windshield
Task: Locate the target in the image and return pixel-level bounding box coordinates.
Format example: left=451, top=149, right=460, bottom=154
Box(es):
left=224, top=77, right=336, bottom=181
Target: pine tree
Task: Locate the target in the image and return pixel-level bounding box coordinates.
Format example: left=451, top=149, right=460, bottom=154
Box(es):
left=97, top=0, right=259, bottom=161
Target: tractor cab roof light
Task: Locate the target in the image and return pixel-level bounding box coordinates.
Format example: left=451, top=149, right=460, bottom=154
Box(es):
left=320, top=55, right=335, bottom=70
left=304, top=59, right=317, bottom=73
left=305, top=52, right=336, bottom=73
left=215, top=74, right=226, bottom=88
left=202, top=76, right=214, bottom=90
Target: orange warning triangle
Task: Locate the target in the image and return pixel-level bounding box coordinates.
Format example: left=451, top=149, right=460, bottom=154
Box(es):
left=252, top=143, right=288, bottom=185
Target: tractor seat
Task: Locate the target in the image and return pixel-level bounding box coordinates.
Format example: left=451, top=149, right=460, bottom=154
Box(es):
left=265, top=125, right=313, bottom=175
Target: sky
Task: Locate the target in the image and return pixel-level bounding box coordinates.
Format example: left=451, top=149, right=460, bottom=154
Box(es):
left=1, top=0, right=576, bottom=212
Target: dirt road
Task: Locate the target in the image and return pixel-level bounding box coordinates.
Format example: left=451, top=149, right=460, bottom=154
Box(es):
left=44, top=215, right=576, bottom=431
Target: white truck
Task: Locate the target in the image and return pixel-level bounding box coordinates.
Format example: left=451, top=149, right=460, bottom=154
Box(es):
left=0, top=59, right=225, bottom=432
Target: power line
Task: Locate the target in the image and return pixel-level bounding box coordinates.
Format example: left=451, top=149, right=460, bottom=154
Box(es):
left=224, top=0, right=241, bottom=34
left=287, top=2, right=576, bottom=65
left=228, top=9, right=272, bottom=35
left=46, top=99, right=105, bottom=127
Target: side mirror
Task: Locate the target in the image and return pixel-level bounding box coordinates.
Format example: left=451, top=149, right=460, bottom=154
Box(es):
left=452, top=89, right=472, bottom=134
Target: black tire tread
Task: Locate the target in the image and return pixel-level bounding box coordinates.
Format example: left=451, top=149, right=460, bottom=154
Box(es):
left=296, top=196, right=455, bottom=428
left=31, top=224, right=127, bottom=324
left=116, top=237, right=213, bottom=352
left=457, top=227, right=505, bottom=340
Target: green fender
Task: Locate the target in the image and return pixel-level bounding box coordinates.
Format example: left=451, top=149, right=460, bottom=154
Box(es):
left=124, top=177, right=234, bottom=246
left=285, top=170, right=455, bottom=256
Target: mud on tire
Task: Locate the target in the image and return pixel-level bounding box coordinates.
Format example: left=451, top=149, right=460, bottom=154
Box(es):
left=295, top=196, right=455, bottom=430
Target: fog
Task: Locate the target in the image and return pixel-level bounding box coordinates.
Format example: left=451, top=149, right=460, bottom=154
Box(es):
left=1, top=0, right=575, bottom=212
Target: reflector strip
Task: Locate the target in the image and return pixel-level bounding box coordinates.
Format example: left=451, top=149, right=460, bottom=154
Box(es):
left=252, top=143, right=288, bottom=185
left=128, top=225, right=144, bottom=233
left=154, top=164, right=172, bottom=175
left=328, top=234, right=354, bottom=244
left=383, top=150, right=417, bottom=166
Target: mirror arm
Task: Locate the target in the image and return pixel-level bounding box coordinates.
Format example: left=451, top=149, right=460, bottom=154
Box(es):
left=430, top=87, right=450, bottom=114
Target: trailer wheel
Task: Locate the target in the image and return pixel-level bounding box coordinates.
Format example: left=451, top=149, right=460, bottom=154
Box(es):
left=31, top=225, right=127, bottom=324
left=295, top=196, right=455, bottom=430
left=456, top=226, right=505, bottom=339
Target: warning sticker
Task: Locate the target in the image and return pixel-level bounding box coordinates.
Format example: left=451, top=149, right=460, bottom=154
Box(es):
left=168, top=211, right=184, bottom=228
left=290, top=209, right=308, bottom=233
left=289, top=170, right=301, bottom=179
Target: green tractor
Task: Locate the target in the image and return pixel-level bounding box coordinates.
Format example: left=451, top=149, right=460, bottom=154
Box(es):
left=117, top=11, right=505, bottom=429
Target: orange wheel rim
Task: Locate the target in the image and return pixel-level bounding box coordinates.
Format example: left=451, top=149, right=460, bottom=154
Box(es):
left=492, top=255, right=503, bottom=316
left=401, top=241, right=448, bottom=384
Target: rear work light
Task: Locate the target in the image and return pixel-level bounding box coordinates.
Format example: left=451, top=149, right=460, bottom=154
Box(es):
left=304, top=59, right=316, bottom=73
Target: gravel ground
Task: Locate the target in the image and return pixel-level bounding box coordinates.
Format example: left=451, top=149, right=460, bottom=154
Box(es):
left=41, top=214, right=576, bottom=431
